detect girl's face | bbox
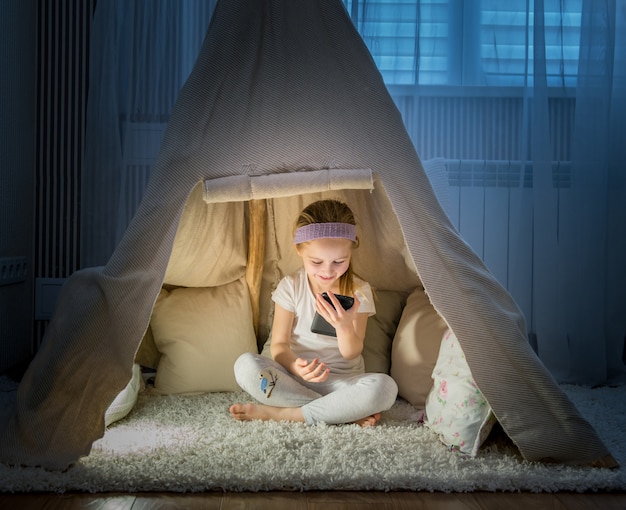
[296,237,353,293]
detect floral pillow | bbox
[424,329,496,456]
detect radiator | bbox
[440,158,570,330]
[34,0,96,346]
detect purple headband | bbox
[294,222,357,244]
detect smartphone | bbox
[310,292,355,337]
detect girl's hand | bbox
[293,357,330,383]
[315,291,360,336]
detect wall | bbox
[0,0,37,373]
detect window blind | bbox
[343,0,582,87]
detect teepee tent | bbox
[0,0,617,470]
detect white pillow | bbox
[425,329,496,456]
[150,278,258,394]
[105,363,143,427]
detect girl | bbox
[229,199,398,427]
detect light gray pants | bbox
[233,352,398,425]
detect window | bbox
[481,0,582,87]
[342,0,582,88]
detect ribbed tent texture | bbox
[0,0,617,470]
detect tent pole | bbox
[246,199,267,341]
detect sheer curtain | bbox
[562,0,626,384]
[81,0,625,385]
[81,0,215,268]
[502,0,624,385]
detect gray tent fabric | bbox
[0,0,617,470]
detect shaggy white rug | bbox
[0,381,624,493]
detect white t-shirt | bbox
[271,267,375,375]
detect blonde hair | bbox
[294,199,359,295]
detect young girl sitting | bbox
[229,199,398,427]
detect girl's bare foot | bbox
[230,405,380,427]
[351,413,381,427]
[229,403,305,423]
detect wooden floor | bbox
[1,490,626,509]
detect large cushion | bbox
[425,329,496,456]
[390,286,448,408]
[362,290,408,373]
[150,278,257,394]
[134,325,161,369]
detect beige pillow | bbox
[134,325,161,369]
[150,278,257,394]
[363,290,408,373]
[390,286,448,408]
